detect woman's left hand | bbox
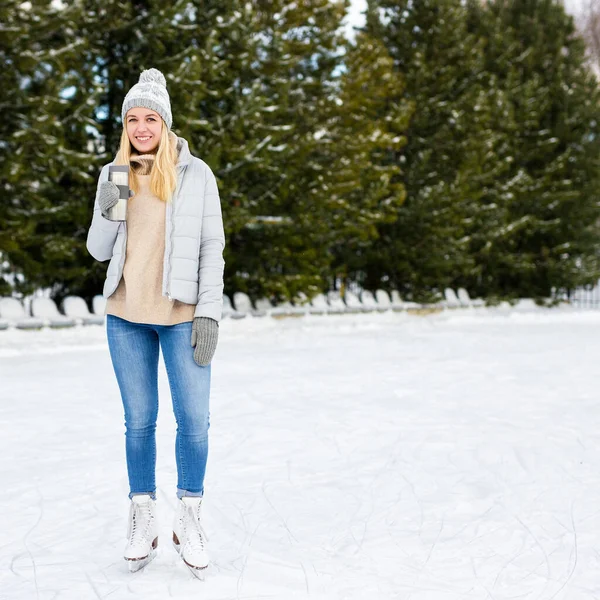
[190,317,219,366]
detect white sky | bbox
[563,0,586,14]
[345,0,586,36]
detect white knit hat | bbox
[121,68,172,130]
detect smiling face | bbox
[125,108,163,153]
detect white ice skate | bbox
[172,496,209,579]
[124,494,158,572]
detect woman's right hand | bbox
[98,181,120,219]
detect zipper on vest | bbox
[118,222,127,287]
[165,200,174,301]
[163,167,184,302]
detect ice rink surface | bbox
[1,306,599,600]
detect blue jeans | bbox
[106,315,210,500]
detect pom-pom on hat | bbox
[121,68,172,130]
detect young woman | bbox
[86,68,225,577]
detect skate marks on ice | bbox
[209,311,600,598]
[1,310,600,597]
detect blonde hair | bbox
[114,120,178,203]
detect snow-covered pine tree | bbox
[81,0,365,303]
[364,0,504,301]
[330,30,411,291]
[0,1,99,300]
[196,0,354,301]
[5,1,350,303]
[469,0,600,298]
[0,0,26,296]
[239,0,413,300]
[163,0,326,301]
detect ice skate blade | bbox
[173,545,208,579]
[125,549,156,573]
[184,562,208,580]
[173,533,208,578]
[125,537,158,573]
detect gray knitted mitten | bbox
[98,180,119,218]
[191,317,219,367]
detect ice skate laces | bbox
[183,502,208,552]
[128,499,153,547]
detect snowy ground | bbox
[1,306,600,600]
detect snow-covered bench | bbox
[92,295,106,316]
[443,288,461,309]
[293,292,312,316]
[222,294,246,319]
[309,293,329,315]
[457,288,485,308]
[274,301,307,317]
[389,290,421,311]
[62,296,105,325]
[0,297,44,329]
[361,290,387,312]
[31,297,77,328]
[375,290,393,311]
[233,292,267,317]
[326,291,347,314]
[344,290,371,313]
[254,297,306,318]
[390,290,405,311]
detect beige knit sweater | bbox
[105,153,196,325]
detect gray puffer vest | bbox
[86,136,225,322]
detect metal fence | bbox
[564,282,600,309]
